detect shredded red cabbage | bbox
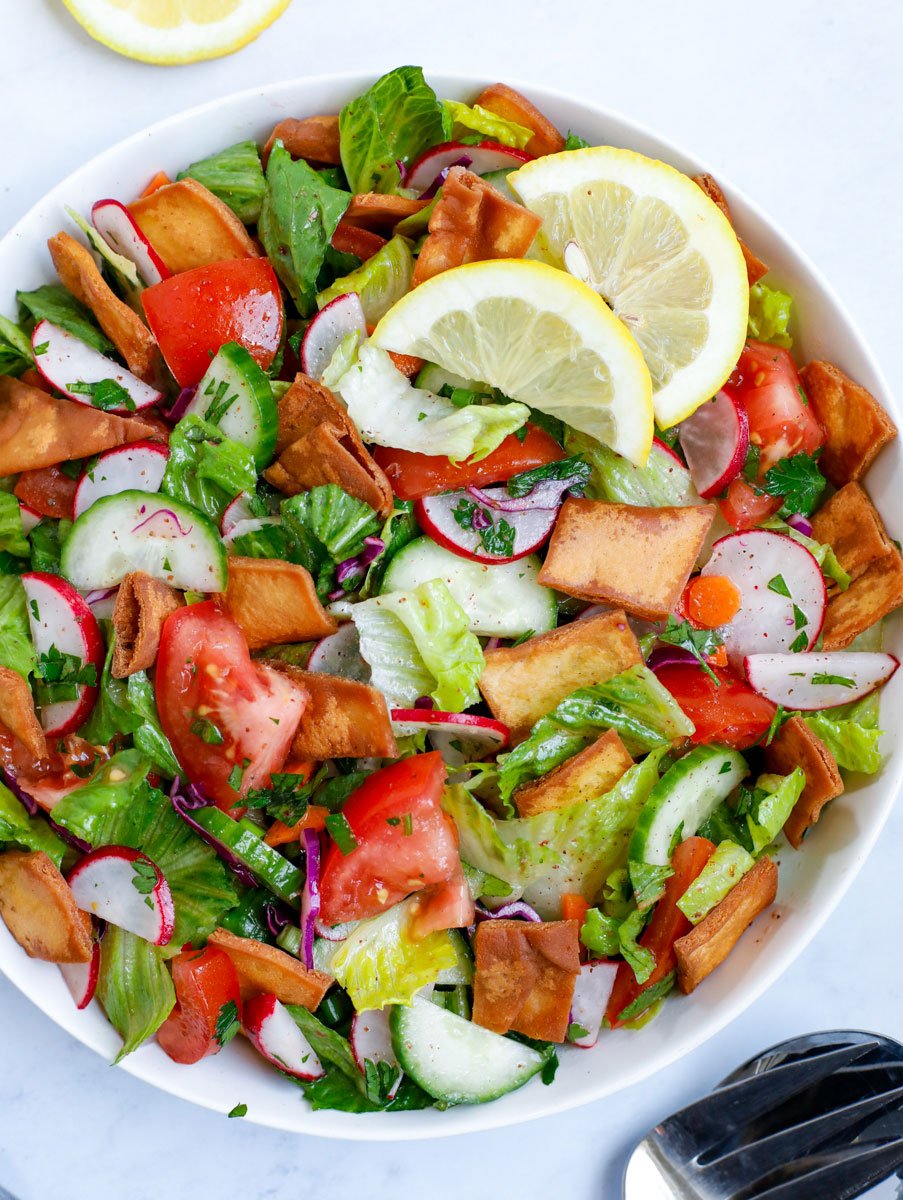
[164,386,196,425]
[335,536,385,586]
[786,512,814,538]
[647,645,698,672]
[474,900,542,923]
[300,829,321,969]
[0,767,38,816]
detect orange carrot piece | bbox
[685,575,742,628]
[561,893,590,925]
[140,170,172,198]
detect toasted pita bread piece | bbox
[0,668,48,760]
[412,167,542,286]
[0,850,93,963]
[800,360,896,485]
[763,716,843,848]
[675,856,777,994]
[111,572,182,678]
[268,664,397,760]
[217,557,337,651]
[478,609,642,741]
[262,115,341,167]
[128,178,257,274]
[539,499,716,621]
[344,194,430,231]
[0,377,155,476]
[473,919,579,1043]
[474,83,565,157]
[513,729,633,817]
[207,928,331,1008]
[47,231,158,381]
[810,482,894,587]
[820,548,903,650]
[692,174,768,285]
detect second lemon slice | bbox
[372,259,653,466]
[509,147,749,430]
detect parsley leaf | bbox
[130,857,158,896]
[811,673,855,688]
[246,767,326,825]
[761,451,826,516]
[767,574,791,598]
[227,1102,247,1119]
[657,616,724,684]
[191,716,224,745]
[506,455,591,499]
[479,518,516,558]
[215,999,241,1047]
[34,645,97,704]
[67,378,136,412]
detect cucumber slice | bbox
[435,929,474,985]
[61,490,227,592]
[481,168,517,202]
[185,341,277,468]
[414,362,490,395]
[390,999,544,1104]
[381,537,556,637]
[629,744,749,868]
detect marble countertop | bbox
[1,2,901,1196]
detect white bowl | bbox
[1,71,900,1140]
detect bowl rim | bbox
[1,67,899,1141]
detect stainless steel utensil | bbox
[625,1030,903,1199]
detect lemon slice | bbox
[372,259,653,466]
[509,147,749,429]
[61,0,290,64]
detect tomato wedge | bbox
[13,466,77,520]
[655,662,777,749]
[157,945,241,1064]
[142,258,284,388]
[729,340,825,473]
[718,477,782,531]
[373,424,563,500]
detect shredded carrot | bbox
[139,170,172,198]
[561,893,590,925]
[685,575,741,628]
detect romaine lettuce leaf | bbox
[0,494,31,561]
[747,282,793,349]
[51,750,150,844]
[280,484,380,598]
[29,518,71,575]
[0,313,33,377]
[804,693,884,774]
[442,784,549,890]
[0,575,36,680]
[565,429,700,507]
[126,671,180,779]
[96,926,175,1061]
[617,907,655,984]
[762,517,850,591]
[361,500,418,598]
[744,769,806,853]
[0,783,68,869]
[442,100,533,149]
[677,840,755,924]
[17,284,114,355]
[161,413,257,525]
[177,140,266,223]
[317,235,413,324]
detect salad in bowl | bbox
[0,65,899,1118]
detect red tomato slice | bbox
[13,466,78,520]
[318,752,460,925]
[142,258,284,388]
[730,341,825,472]
[155,601,305,810]
[0,733,108,811]
[718,478,782,531]
[373,424,563,500]
[655,662,777,750]
[409,873,475,939]
[157,945,241,1064]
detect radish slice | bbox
[242,994,325,1081]
[745,652,899,710]
[18,502,42,535]
[59,934,100,1009]
[299,829,320,971]
[415,488,558,564]
[390,709,509,767]
[569,961,618,1048]
[73,441,169,519]
[21,571,103,736]
[301,293,368,382]
[308,622,369,682]
[221,492,260,536]
[32,320,163,413]
[67,846,174,946]
[92,198,170,286]
[85,586,119,620]
[679,387,750,499]
[702,530,826,667]
[405,140,532,191]
[350,1009,402,1098]
[314,918,356,941]
[222,515,281,551]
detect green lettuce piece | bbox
[127,671,180,779]
[497,665,693,802]
[352,579,483,711]
[259,141,350,314]
[96,926,175,1061]
[280,484,380,598]
[324,895,458,1010]
[442,784,549,890]
[579,906,621,956]
[747,282,793,349]
[564,132,591,150]
[286,1005,406,1108]
[177,140,266,223]
[361,500,418,598]
[0,575,35,679]
[17,284,114,355]
[745,769,806,853]
[0,493,29,562]
[762,517,850,591]
[804,693,884,774]
[51,750,150,844]
[162,413,257,525]
[0,313,33,377]
[339,66,449,195]
[229,520,290,562]
[0,783,68,869]
[565,429,699,507]
[442,100,532,149]
[618,907,655,984]
[677,840,755,924]
[317,236,414,324]
[29,518,71,575]
[332,343,529,463]
[394,194,437,238]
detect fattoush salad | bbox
[0,67,899,1114]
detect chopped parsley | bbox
[215,999,241,1047]
[762,704,788,747]
[811,673,855,688]
[767,574,791,598]
[227,1103,247,1119]
[191,716,225,745]
[34,645,97,704]
[67,377,136,411]
[325,812,358,855]
[505,455,590,499]
[657,616,725,684]
[246,767,326,825]
[761,451,826,516]
[479,518,516,558]
[792,604,808,630]
[130,857,158,897]
[203,378,240,424]
[789,631,809,653]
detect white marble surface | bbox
[1,1,902,1196]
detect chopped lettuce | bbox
[442,100,533,149]
[0,493,29,564]
[339,66,450,195]
[352,579,483,711]
[0,575,35,680]
[0,783,68,869]
[579,906,621,956]
[259,141,350,314]
[51,750,150,845]
[747,282,793,349]
[565,429,699,507]
[762,517,850,591]
[29,518,70,575]
[317,236,413,324]
[361,500,418,598]
[804,693,884,774]
[17,284,115,355]
[96,926,175,1061]
[677,840,755,924]
[442,784,549,890]
[617,907,655,984]
[331,342,529,463]
[177,140,266,223]
[0,313,33,377]
[126,671,180,779]
[280,484,380,598]
[161,413,257,526]
[744,769,806,853]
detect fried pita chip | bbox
[0,377,155,475]
[217,557,337,651]
[47,232,159,381]
[274,372,347,454]
[820,548,903,650]
[764,716,843,848]
[0,667,48,760]
[128,178,258,274]
[14,465,77,520]
[692,173,768,285]
[474,83,565,157]
[810,482,893,586]
[473,919,579,1043]
[332,220,386,262]
[675,856,778,994]
[111,572,183,678]
[387,351,424,379]
[268,665,397,760]
[513,729,633,817]
[412,167,542,286]
[207,927,331,1008]
[344,193,431,230]
[800,360,896,485]
[0,850,93,963]
[262,115,341,167]
[539,498,716,621]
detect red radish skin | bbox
[18,503,42,534]
[92,198,170,286]
[350,1009,402,1098]
[390,709,509,751]
[220,492,259,536]
[221,516,281,551]
[73,441,169,519]
[242,993,325,1081]
[59,936,100,1009]
[570,960,618,1048]
[405,141,532,191]
[21,571,104,736]
[67,846,175,946]
[32,320,163,413]
[301,293,367,381]
[679,387,750,499]
[415,488,557,564]
[744,652,899,710]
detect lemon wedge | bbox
[509,147,749,429]
[61,0,290,64]
[372,259,653,466]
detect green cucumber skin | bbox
[413,362,489,394]
[189,341,278,469]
